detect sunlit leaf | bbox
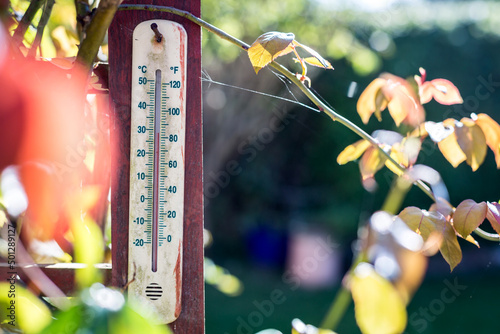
[465,234,480,248]
[351,263,407,334]
[72,217,104,288]
[337,139,371,165]
[398,207,446,240]
[294,42,333,69]
[0,208,7,229]
[453,199,487,238]
[486,202,500,234]
[424,121,454,143]
[248,32,295,74]
[475,113,500,168]
[438,119,467,168]
[398,206,461,271]
[359,147,386,180]
[357,78,387,124]
[419,79,463,105]
[0,283,51,333]
[386,89,409,127]
[455,118,487,171]
[381,73,425,127]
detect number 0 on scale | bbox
[128,20,187,324]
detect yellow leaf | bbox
[385,149,404,176]
[337,139,371,165]
[452,199,487,238]
[0,283,52,333]
[455,118,487,171]
[72,217,104,288]
[300,57,334,69]
[351,263,407,334]
[248,32,295,74]
[386,90,409,127]
[475,113,500,168]
[438,119,466,168]
[294,41,334,70]
[398,207,446,240]
[359,147,387,180]
[357,78,387,124]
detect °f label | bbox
[128,19,186,324]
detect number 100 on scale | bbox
[128,20,187,324]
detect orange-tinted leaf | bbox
[486,202,500,235]
[419,79,463,105]
[438,119,467,168]
[359,146,386,180]
[381,73,424,127]
[337,139,371,165]
[248,32,295,74]
[453,199,487,238]
[386,90,409,127]
[455,118,487,171]
[357,78,387,124]
[294,42,334,69]
[475,113,500,168]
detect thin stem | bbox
[116,6,497,241]
[320,284,351,330]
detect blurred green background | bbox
[201,1,500,333]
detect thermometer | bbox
[128,19,186,324]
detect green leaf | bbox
[0,283,52,334]
[248,32,295,73]
[453,199,487,238]
[351,263,407,334]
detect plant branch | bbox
[117,5,497,244]
[76,0,123,71]
[12,0,46,49]
[27,0,54,58]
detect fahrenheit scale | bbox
[128,20,187,324]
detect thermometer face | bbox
[128,19,186,324]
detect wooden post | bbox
[108,1,204,333]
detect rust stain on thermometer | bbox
[128,19,187,324]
